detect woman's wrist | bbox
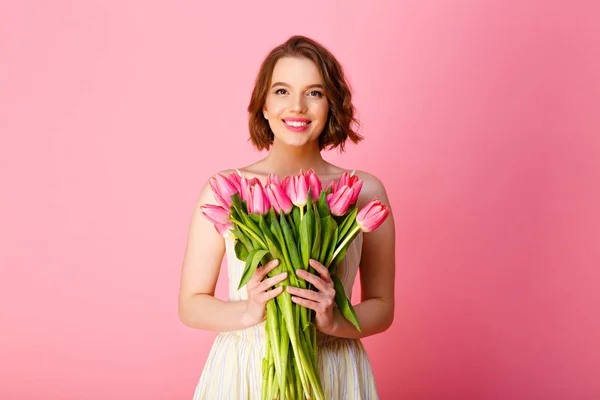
[317,308,341,336]
[239,300,263,329]
[239,300,253,328]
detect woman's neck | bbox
[254,142,333,177]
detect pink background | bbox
[1,1,599,399]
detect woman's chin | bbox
[273,136,317,149]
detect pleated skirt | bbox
[193,321,379,400]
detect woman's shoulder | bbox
[201,168,243,184]
[351,169,390,206]
[352,169,386,192]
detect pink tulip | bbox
[215,221,234,238]
[348,179,363,204]
[285,174,309,207]
[209,174,238,209]
[228,172,242,193]
[247,182,270,215]
[326,172,363,206]
[329,172,360,193]
[240,177,261,203]
[356,198,390,232]
[327,185,354,216]
[200,204,230,225]
[200,204,233,238]
[305,169,322,201]
[266,173,281,186]
[266,183,293,214]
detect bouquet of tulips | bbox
[201,169,389,400]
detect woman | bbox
[178,35,396,399]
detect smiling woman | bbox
[261,57,330,148]
[178,35,396,400]
[247,36,363,154]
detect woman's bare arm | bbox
[178,171,257,331]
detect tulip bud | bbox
[305,169,322,201]
[209,174,238,209]
[215,221,234,238]
[266,173,281,186]
[356,198,390,232]
[227,172,242,193]
[200,204,233,238]
[247,183,270,215]
[286,174,309,207]
[327,185,354,216]
[199,204,230,225]
[266,183,294,215]
[240,177,261,203]
[349,179,363,205]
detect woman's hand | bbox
[287,259,337,334]
[241,259,287,327]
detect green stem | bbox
[230,218,267,248]
[279,292,324,400]
[328,225,361,268]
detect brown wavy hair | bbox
[247,35,363,152]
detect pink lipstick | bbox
[283,118,311,133]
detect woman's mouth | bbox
[283,119,311,132]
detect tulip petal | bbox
[356,198,390,232]
[200,204,230,225]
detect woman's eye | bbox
[275,88,287,95]
[308,90,323,98]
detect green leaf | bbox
[238,249,270,290]
[299,207,313,268]
[292,207,301,231]
[331,247,348,269]
[319,216,337,263]
[234,240,249,261]
[324,224,339,268]
[280,213,305,289]
[286,213,298,242]
[332,275,361,332]
[271,211,300,288]
[336,208,358,245]
[230,205,266,249]
[231,226,254,251]
[231,193,244,213]
[310,203,321,263]
[248,213,262,225]
[239,212,263,239]
[317,191,330,218]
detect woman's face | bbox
[263,57,329,149]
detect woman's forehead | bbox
[271,57,323,86]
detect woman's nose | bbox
[289,94,307,113]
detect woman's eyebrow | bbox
[270,82,324,89]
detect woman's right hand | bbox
[241,259,287,327]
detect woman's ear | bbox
[263,107,269,120]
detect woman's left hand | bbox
[287,259,337,334]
